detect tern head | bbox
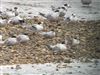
[64,3,71,8]
[54,10,59,12]
[19,20,25,24]
[61,7,66,10]
[72,14,76,17]
[64,4,68,6]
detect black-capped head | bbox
[32,25,36,30]
[8,31,16,38]
[66,17,70,21]
[14,7,18,9]
[22,32,28,35]
[51,29,54,31]
[19,20,25,24]
[14,7,18,10]
[64,4,68,6]
[72,14,76,17]
[74,37,77,39]
[61,41,65,44]
[11,35,17,38]
[55,10,59,12]
[57,7,61,9]
[38,22,42,24]
[61,7,66,10]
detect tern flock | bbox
[0,3,80,52]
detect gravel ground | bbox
[0,18,100,65]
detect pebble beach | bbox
[0,0,100,75]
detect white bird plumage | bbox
[0,19,7,26]
[22,22,44,32]
[32,24,44,31]
[51,3,70,12]
[39,31,56,38]
[58,8,67,17]
[6,11,15,18]
[72,38,80,45]
[40,4,70,22]
[47,43,67,52]
[47,39,69,52]
[16,34,30,43]
[0,11,8,19]
[8,16,24,25]
[39,11,59,22]
[4,38,18,46]
[64,14,79,21]
[47,36,80,52]
[0,35,5,45]
[0,7,18,19]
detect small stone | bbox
[0,54,2,57]
[56,68,59,71]
[11,50,17,53]
[68,72,73,74]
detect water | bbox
[0,0,100,20]
[0,60,100,75]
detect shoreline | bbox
[0,59,100,75]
